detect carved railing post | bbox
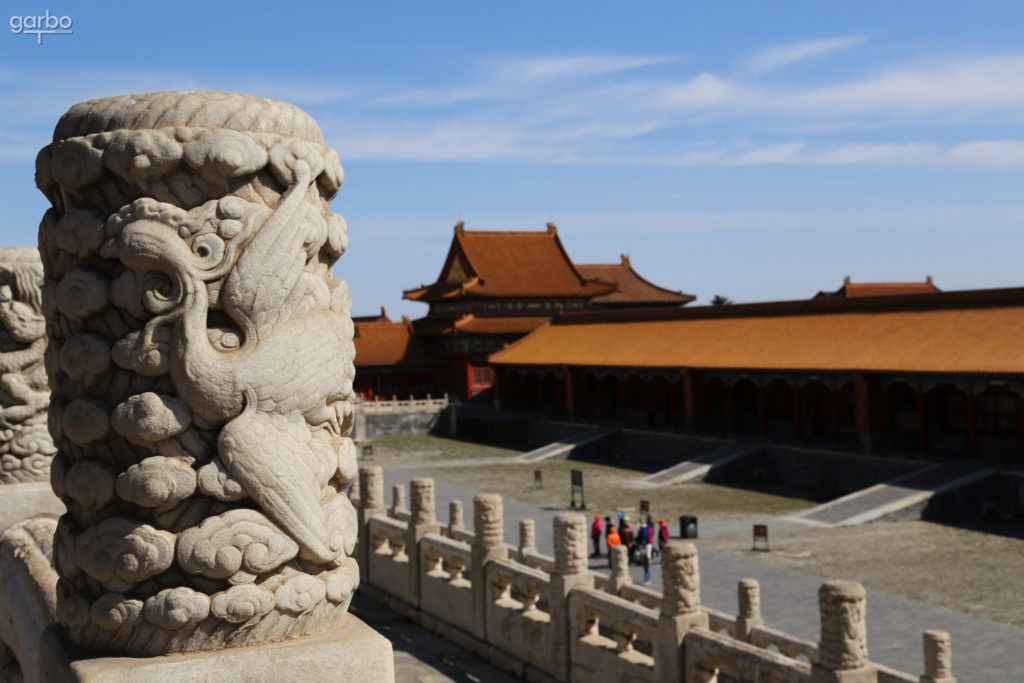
[551,512,592,682]
[406,478,439,607]
[812,581,875,682]
[736,578,763,642]
[921,630,955,683]
[391,484,407,518]
[659,542,708,683]
[357,466,386,582]
[470,494,506,640]
[447,499,464,538]
[517,518,537,562]
[0,248,64,528]
[606,544,632,595]
[37,91,360,656]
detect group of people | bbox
[590,512,670,584]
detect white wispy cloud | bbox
[494,54,676,82]
[745,35,866,75]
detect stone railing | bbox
[356,395,449,414]
[350,469,958,683]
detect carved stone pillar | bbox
[470,493,506,640]
[517,518,537,562]
[551,512,593,682]
[391,484,407,518]
[0,249,65,528]
[656,541,708,683]
[606,544,632,595]
[921,630,955,683]
[447,499,464,538]
[736,578,764,642]
[812,581,875,682]
[356,466,385,583]
[37,91,361,657]
[404,478,439,607]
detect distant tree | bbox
[710,294,734,306]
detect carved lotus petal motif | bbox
[65,459,116,508]
[196,459,246,502]
[75,516,175,591]
[91,593,143,630]
[176,509,299,582]
[143,587,210,630]
[183,129,268,180]
[111,392,191,443]
[55,269,108,319]
[50,137,105,189]
[59,333,111,386]
[63,398,110,445]
[103,130,182,182]
[210,584,275,624]
[116,456,197,508]
[274,574,326,615]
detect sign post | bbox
[570,469,586,509]
[361,444,374,461]
[534,469,543,489]
[752,524,770,551]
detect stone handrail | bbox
[355,474,957,683]
[686,628,811,683]
[356,395,449,415]
[568,587,659,681]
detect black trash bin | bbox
[679,515,698,539]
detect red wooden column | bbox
[668,376,678,430]
[792,380,802,439]
[519,371,526,411]
[642,377,651,428]
[597,375,605,422]
[537,372,545,414]
[853,373,873,452]
[880,382,890,450]
[619,376,626,423]
[564,367,574,419]
[831,379,840,443]
[757,379,766,436]
[726,379,735,433]
[682,369,695,432]
[966,385,978,459]
[917,383,927,453]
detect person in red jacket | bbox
[590,515,603,557]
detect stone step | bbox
[640,441,764,486]
[516,427,619,462]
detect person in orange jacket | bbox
[606,524,621,567]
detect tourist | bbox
[590,515,603,557]
[621,516,635,561]
[606,523,621,566]
[657,518,669,553]
[641,538,653,584]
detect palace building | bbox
[489,286,1024,466]
[391,222,693,399]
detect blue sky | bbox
[2,1,1023,317]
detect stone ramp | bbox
[640,441,763,485]
[796,460,997,526]
[516,427,618,462]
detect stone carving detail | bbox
[923,630,954,681]
[473,494,503,548]
[553,513,587,575]
[37,91,358,655]
[410,478,435,526]
[0,248,55,482]
[662,541,701,616]
[817,580,868,671]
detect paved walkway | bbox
[377,465,1024,682]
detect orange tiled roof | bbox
[576,255,695,305]
[352,306,392,323]
[815,276,941,299]
[354,320,440,368]
[404,223,615,302]
[454,315,551,335]
[491,289,1024,375]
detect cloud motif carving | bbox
[210,584,275,624]
[74,516,175,591]
[274,574,326,615]
[176,509,299,583]
[90,593,143,631]
[116,456,197,508]
[143,587,210,630]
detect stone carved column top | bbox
[553,513,587,576]
[817,580,868,671]
[409,478,435,527]
[661,541,700,616]
[472,494,502,549]
[38,91,357,657]
[359,466,384,509]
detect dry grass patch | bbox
[357,435,523,464]
[404,458,818,522]
[697,521,1024,628]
